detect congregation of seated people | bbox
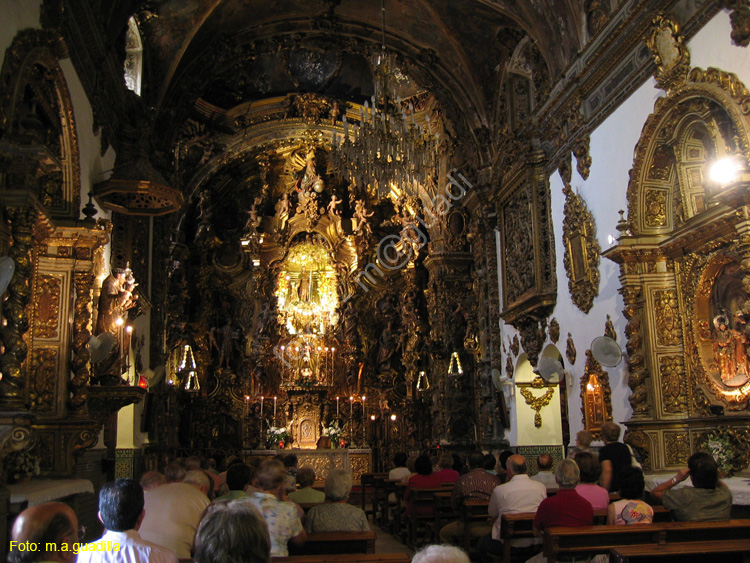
[6,438,737,563]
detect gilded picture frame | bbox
[562,184,600,313]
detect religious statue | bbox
[275,193,290,232]
[295,150,323,196]
[376,321,399,372]
[194,190,213,241]
[297,271,312,302]
[244,198,261,232]
[353,199,374,237]
[327,194,342,216]
[713,314,735,382]
[95,267,138,335]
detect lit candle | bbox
[260,396,264,418]
[336,396,340,417]
[273,396,277,419]
[349,396,354,416]
[362,395,366,418]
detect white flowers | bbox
[322,422,343,440]
[267,426,290,441]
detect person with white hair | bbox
[412,544,470,563]
[305,468,370,532]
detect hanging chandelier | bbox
[330,1,438,200]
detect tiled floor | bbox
[371,516,414,556]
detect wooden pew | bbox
[609,539,750,562]
[273,554,411,563]
[430,491,458,545]
[461,500,490,555]
[360,472,388,517]
[405,486,454,548]
[498,506,670,563]
[287,530,376,556]
[299,502,323,514]
[543,519,750,563]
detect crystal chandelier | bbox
[330,1,438,200]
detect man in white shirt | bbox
[476,454,547,562]
[139,470,210,559]
[76,479,177,563]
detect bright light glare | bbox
[710,157,741,185]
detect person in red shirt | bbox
[528,459,594,562]
[404,455,443,516]
[433,452,460,483]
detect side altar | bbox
[245,448,372,480]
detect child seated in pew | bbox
[590,467,654,563]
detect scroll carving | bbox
[722,1,750,48]
[503,188,536,304]
[664,431,690,465]
[562,184,600,313]
[654,290,680,346]
[623,288,651,417]
[29,348,57,413]
[519,376,555,428]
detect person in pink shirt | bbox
[573,451,610,510]
[404,455,443,516]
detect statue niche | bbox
[695,258,750,404]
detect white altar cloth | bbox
[8,478,94,506]
[645,473,750,506]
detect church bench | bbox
[460,500,490,554]
[609,538,750,562]
[273,553,411,563]
[499,506,670,563]
[405,486,455,548]
[543,519,750,563]
[287,530,377,555]
[359,472,388,516]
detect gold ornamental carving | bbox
[33,275,61,338]
[519,376,555,428]
[664,431,690,466]
[548,318,560,344]
[658,355,688,413]
[646,14,691,93]
[562,184,600,314]
[644,189,667,227]
[502,187,536,305]
[580,350,612,432]
[654,290,680,346]
[29,348,58,413]
[722,1,750,47]
[566,332,577,365]
[510,335,519,357]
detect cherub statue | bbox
[353,199,374,237]
[327,194,342,216]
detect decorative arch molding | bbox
[0,29,81,219]
[605,63,750,472]
[626,68,750,236]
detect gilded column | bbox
[69,271,94,415]
[0,207,37,408]
[622,285,650,418]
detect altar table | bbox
[244,448,372,480]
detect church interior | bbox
[3,0,750,551]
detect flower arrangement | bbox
[4,450,40,484]
[267,426,291,447]
[707,433,734,475]
[322,422,344,445]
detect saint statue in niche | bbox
[708,261,750,387]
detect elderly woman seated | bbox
[288,466,325,504]
[304,469,370,532]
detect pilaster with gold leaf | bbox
[0,203,39,408]
[70,272,95,414]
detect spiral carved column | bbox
[0,206,37,408]
[69,271,94,415]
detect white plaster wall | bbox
[0,0,41,65]
[501,9,750,448]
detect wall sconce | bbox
[416,370,430,391]
[447,351,463,376]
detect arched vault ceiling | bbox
[139,0,581,129]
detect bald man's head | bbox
[537,454,553,471]
[506,455,527,477]
[10,502,78,563]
